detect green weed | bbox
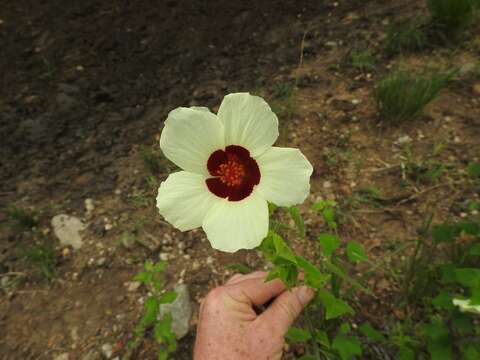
[23,244,56,280]
[130,260,177,359]
[385,21,428,55]
[350,49,376,72]
[5,206,38,231]
[140,145,166,175]
[374,68,456,122]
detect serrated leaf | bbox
[332,335,362,360]
[272,233,297,264]
[296,256,330,289]
[346,241,368,263]
[159,291,177,304]
[288,206,305,238]
[318,233,340,257]
[359,323,386,342]
[318,291,354,320]
[286,327,312,342]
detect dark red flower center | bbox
[206,145,260,202]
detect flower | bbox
[453,298,480,315]
[156,92,313,252]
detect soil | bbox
[1,0,479,359]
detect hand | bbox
[194,271,315,360]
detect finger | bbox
[226,275,287,306]
[257,286,314,335]
[226,271,267,285]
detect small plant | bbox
[374,68,456,122]
[140,145,166,175]
[5,206,38,231]
[130,260,177,360]
[427,0,477,38]
[385,21,427,55]
[350,49,376,72]
[23,244,56,280]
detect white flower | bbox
[453,298,480,315]
[156,92,313,252]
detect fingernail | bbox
[297,286,314,305]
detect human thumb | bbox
[259,286,315,334]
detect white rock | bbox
[158,284,192,339]
[54,354,69,360]
[159,253,170,261]
[395,135,412,145]
[51,215,86,250]
[126,281,141,292]
[206,256,214,265]
[101,343,113,359]
[323,181,332,189]
[84,198,95,215]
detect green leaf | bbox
[396,345,415,360]
[432,291,454,311]
[332,335,362,360]
[266,264,299,289]
[272,233,297,264]
[322,207,337,229]
[440,264,456,284]
[297,356,317,360]
[288,206,305,238]
[467,162,480,178]
[153,261,167,273]
[463,344,480,360]
[268,202,278,215]
[286,327,312,342]
[432,224,458,244]
[423,321,453,360]
[318,291,354,320]
[134,271,152,284]
[296,256,330,289]
[469,244,480,256]
[159,291,177,304]
[141,296,159,327]
[455,268,480,288]
[359,323,386,342]
[318,233,340,257]
[339,322,351,334]
[346,241,368,263]
[315,330,330,348]
[157,351,168,360]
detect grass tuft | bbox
[374,68,456,122]
[5,206,38,231]
[24,244,57,280]
[385,21,428,55]
[350,49,376,72]
[427,0,477,38]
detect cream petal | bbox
[217,93,279,157]
[156,171,219,231]
[160,107,224,175]
[202,192,268,252]
[255,147,313,207]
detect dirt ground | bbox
[1,0,479,359]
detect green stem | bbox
[305,306,322,360]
